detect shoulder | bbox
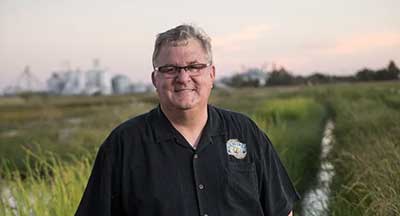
[209,105,259,132]
[114,110,151,134]
[101,107,157,148]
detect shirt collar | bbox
[150,104,225,143]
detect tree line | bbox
[221,60,400,87]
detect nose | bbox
[175,68,191,83]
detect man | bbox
[75,24,300,216]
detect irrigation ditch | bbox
[301,120,335,216]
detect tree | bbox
[373,60,400,80]
[223,67,268,87]
[267,67,294,86]
[387,60,400,79]
[356,68,376,81]
[307,73,331,84]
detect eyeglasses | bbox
[154,63,211,78]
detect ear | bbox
[210,65,216,81]
[151,71,157,88]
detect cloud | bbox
[320,32,400,55]
[213,24,271,51]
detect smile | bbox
[174,89,195,92]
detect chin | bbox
[172,99,204,110]
[170,97,194,108]
[173,103,196,110]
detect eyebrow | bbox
[159,64,176,67]
[160,61,201,67]
[187,60,200,65]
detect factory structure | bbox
[2,66,45,95]
[47,59,114,95]
[2,59,153,96]
[110,75,149,94]
[48,59,153,95]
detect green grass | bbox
[1,81,399,215]
[0,147,94,216]
[1,87,327,215]
[254,97,327,193]
[0,94,155,172]
[324,83,400,216]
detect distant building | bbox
[112,75,131,94]
[45,59,159,95]
[223,67,269,87]
[130,82,149,93]
[47,68,85,95]
[84,59,112,95]
[47,73,65,94]
[241,68,268,86]
[63,69,85,95]
[4,66,45,95]
[47,59,112,95]
[111,75,155,94]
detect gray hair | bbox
[152,24,213,68]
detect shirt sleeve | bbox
[258,131,301,216]
[75,132,123,216]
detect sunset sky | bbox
[1,0,399,90]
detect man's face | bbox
[152,38,215,111]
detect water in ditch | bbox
[301,120,335,216]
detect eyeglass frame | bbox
[154,63,212,78]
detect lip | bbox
[174,89,195,92]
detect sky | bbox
[1,0,399,90]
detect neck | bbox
[161,104,208,148]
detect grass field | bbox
[325,83,400,215]
[1,81,399,215]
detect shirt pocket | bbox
[226,161,259,198]
[221,161,264,216]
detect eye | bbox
[158,66,176,73]
[187,63,207,71]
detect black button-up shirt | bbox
[75,105,300,216]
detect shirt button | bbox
[199,184,205,190]
[194,154,198,159]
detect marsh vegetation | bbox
[1,81,399,215]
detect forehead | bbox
[156,39,208,65]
